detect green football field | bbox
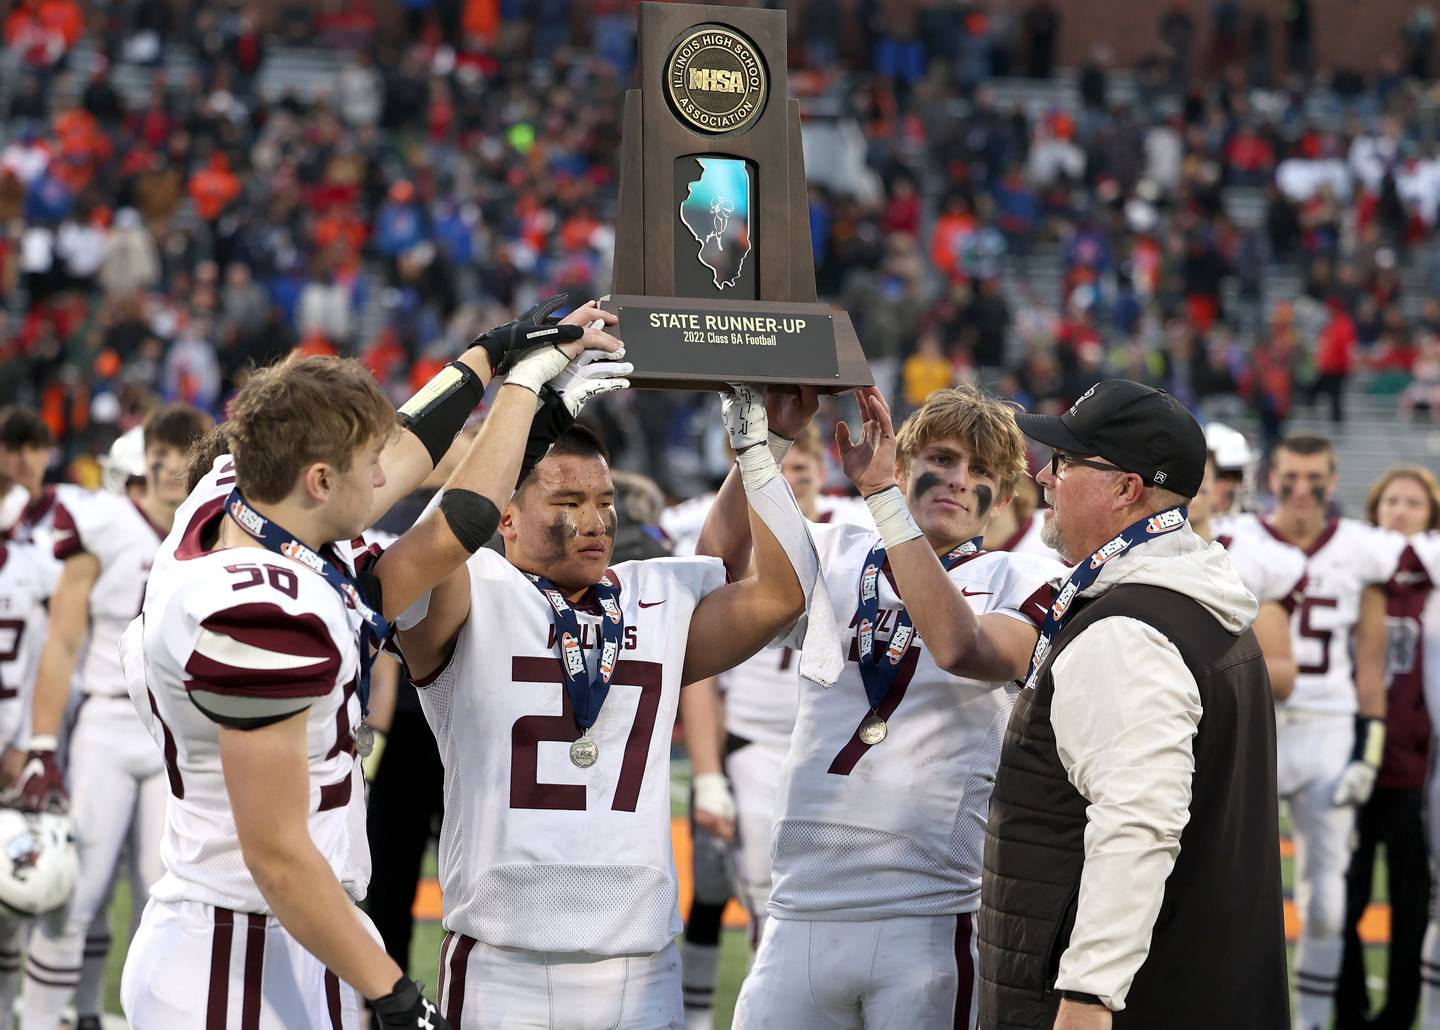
[92,764,1415,1028]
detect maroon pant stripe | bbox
[241,913,265,1030]
[207,908,235,1030]
[446,934,478,1026]
[325,969,342,1028]
[953,912,975,1030]
[437,932,454,1003]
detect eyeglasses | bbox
[1049,451,1126,478]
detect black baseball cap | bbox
[1015,380,1207,497]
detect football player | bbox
[728,385,1064,1030]
[118,301,624,1028]
[15,403,211,1030]
[1189,450,1303,699]
[0,466,60,1016]
[390,385,816,1028]
[1222,435,1405,1030]
[0,408,95,559]
[680,417,872,1029]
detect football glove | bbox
[1332,716,1385,806]
[14,737,67,814]
[475,294,583,375]
[548,346,633,419]
[371,976,450,1030]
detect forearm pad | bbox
[438,489,501,553]
[398,361,485,466]
[1351,715,1386,768]
[517,386,575,484]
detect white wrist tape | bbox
[27,735,57,753]
[692,772,735,820]
[865,486,924,549]
[736,443,779,492]
[767,431,793,465]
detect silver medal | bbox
[858,713,887,746]
[356,723,375,758]
[570,734,599,768]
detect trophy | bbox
[605,2,872,392]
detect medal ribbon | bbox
[225,489,390,714]
[855,537,982,711]
[526,573,626,734]
[1023,506,1188,690]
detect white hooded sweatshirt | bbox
[1047,522,1259,1011]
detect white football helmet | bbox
[1204,422,1254,473]
[101,425,147,494]
[0,809,79,916]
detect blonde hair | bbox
[225,353,396,503]
[1366,465,1440,531]
[791,422,825,460]
[894,384,1028,500]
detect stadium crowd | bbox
[3,0,1440,497]
[0,2,1439,1030]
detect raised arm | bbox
[837,388,1037,682]
[695,388,817,577]
[366,296,619,526]
[683,387,806,685]
[373,302,627,621]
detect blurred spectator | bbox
[1311,298,1357,423]
[1021,0,1059,79]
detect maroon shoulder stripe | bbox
[325,969,343,1028]
[241,913,265,1030]
[185,604,341,699]
[1018,583,1056,628]
[207,907,235,1030]
[51,504,84,560]
[953,913,975,1029]
[446,934,478,1026]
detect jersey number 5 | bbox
[510,656,662,812]
[1297,597,1337,676]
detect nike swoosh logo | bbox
[961,589,992,597]
[638,600,665,608]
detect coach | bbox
[978,380,1289,1030]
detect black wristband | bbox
[1060,991,1107,1007]
[516,386,576,485]
[397,361,485,466]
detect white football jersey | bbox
[53,492,166,696]
[412,549,725,956]
[720,507,871,749]
[769,523,1061,920]
[124,455,372,913]
[1212,524,1307,609]
[0,540,58,746]
[1225,514,1405,714]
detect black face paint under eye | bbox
[150,461,164,482]
[1310,485,1326,505]
[912,471,945,500]
[1279,482,1294,502]
[540,514,576,561]
[601,507,617,538]
[974,484,993,517]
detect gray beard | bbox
[1039,509,1071,562]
